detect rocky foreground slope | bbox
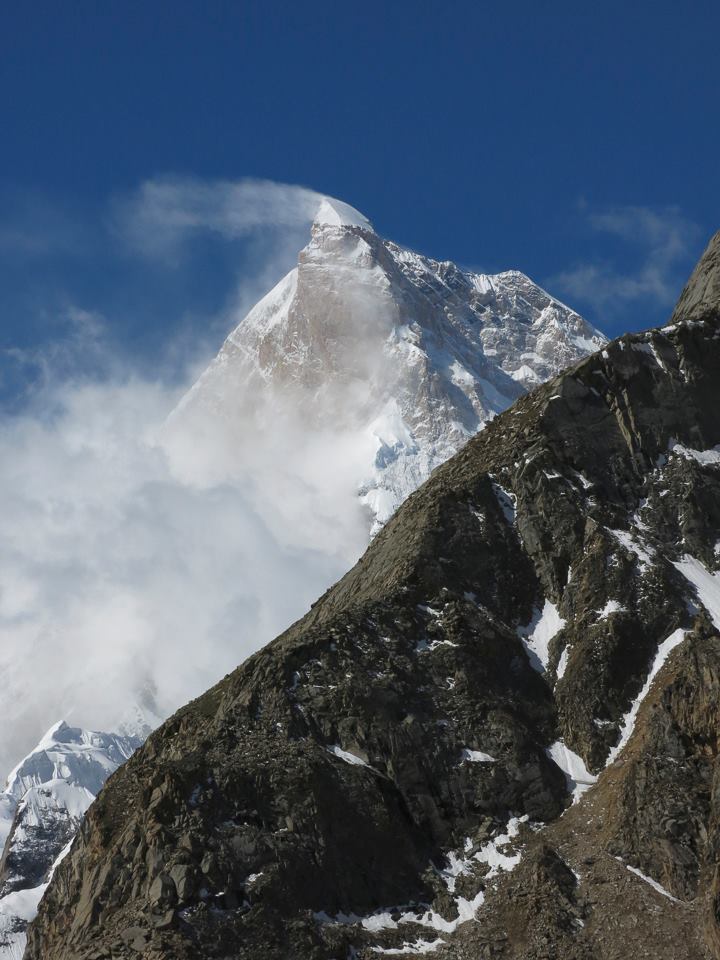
[27,232,720,959]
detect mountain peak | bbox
[168,211,604,532]
[312,196,374,231]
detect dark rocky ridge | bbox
[27,232,720,959]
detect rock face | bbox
[0,723,139,960]
[27,232,720,959]
[166,197,605,530]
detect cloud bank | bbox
[0,333,372,775]
[0,177,373,775]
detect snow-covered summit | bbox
[313,196,373,231]
[168,198,606,532]
[3,720,137,802]
[0,721,140,959]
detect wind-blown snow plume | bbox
[114,175,325,263]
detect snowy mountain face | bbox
[167,198,605,531]
[0,722,139,959]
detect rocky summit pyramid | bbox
[28,232,720,960]
[166,197,605,531]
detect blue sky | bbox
[1,0,719,400]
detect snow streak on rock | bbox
[615,858,681,904]
[606,629,687,765]
[673,556,720,630]
[546,741,597,803]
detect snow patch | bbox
[490,481,516,525]
[327,745,369,767]
[417,604,442,618]
[315,818,527,939]
[460,749,496,763]
[372,939,445,955]
[673,555,720,629]
[609,529,655,572]
[546,741,597,803]
[631,340,667,370]
[509,364,540,383]
[669,440,720,466]
[596,600,625,620]
[615,858,680,903]
[414,637,459,653]
[556,645,571,681]
[518,601,566,673]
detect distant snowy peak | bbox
[169,197,606,530]
[3,721,137,800]
[0,721,140,959]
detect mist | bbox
[0,177,379,775]
[0,361,378,775]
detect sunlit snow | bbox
[673,555,720,629]
[669,440,720,466]
[327,745,369,767]
[546,740,597,803]
[518,601,566,673]
[615,857,681,903]
[460,749,496,763]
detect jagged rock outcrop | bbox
[672,230,720,324]
[27,233,720,959]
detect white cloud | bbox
[113,175,325,262]
[551,204,701,320]
[0,176,379,775]
[0,350,372,774]
[108,175,336,382]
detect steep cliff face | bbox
[27,232,720,959]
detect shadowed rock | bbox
[26,231,720,960]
